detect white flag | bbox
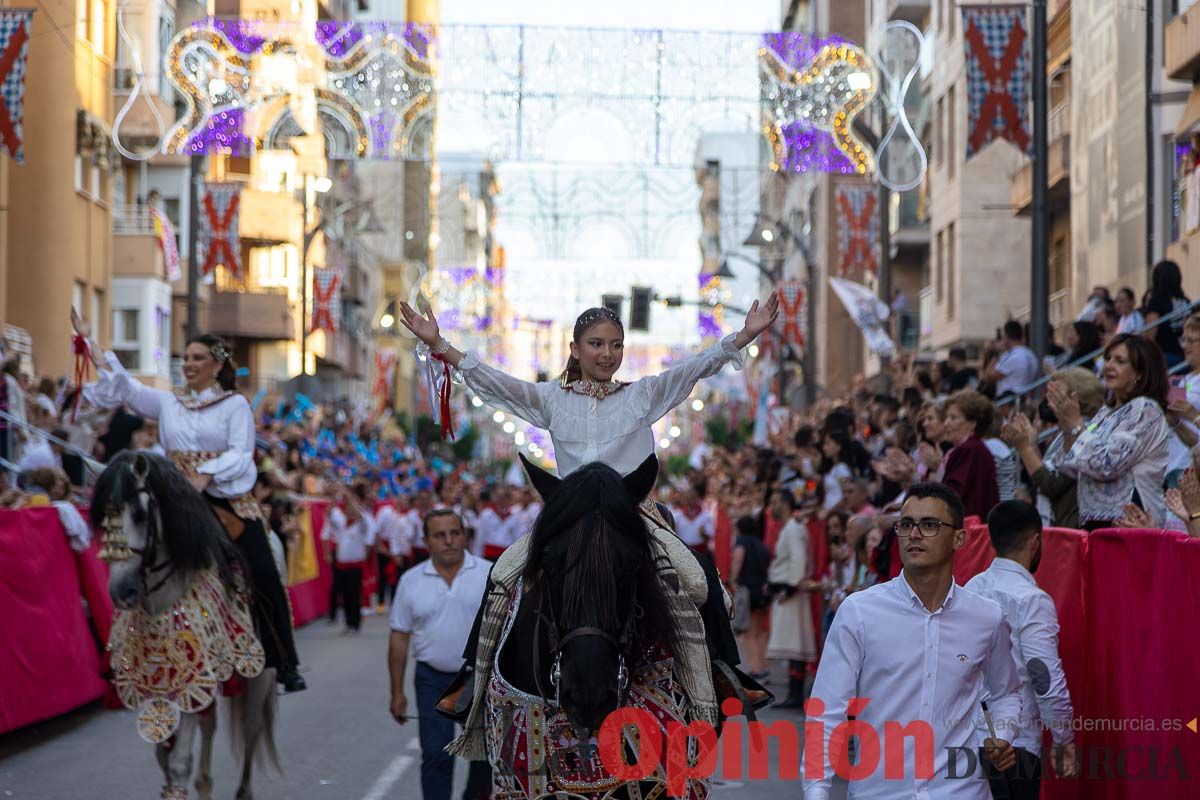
[829,277,897,359]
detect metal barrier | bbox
[0,409,105,480]
[997,299,1200,409]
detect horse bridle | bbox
[531,587,640,710]
[99,457,177,597]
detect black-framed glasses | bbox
[894,517,957,538]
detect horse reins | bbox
[531,585,638,709]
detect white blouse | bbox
[83,351,257,498]
[460,334,747,476]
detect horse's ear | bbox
[622,454,658,504]
[519,453,560,501]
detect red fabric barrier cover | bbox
[952,524,996,585]
[0,508,108,734]
[287,501,334,627]
[1077,530,1200,799]
[74,540,114,646]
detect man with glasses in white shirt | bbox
[966,500,1077,799]
[804,482,1023,800]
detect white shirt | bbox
[17,438,59,472]
[994,345,1041,396]
[84,352,256,498]
[460,334,746,476]
[321,506,377,564]
[51,500,90,552]
[375,504,413,558]
[965,559,1074,755]
[804,573,1023,800]
[1117,309,1145,335]
[476,507,509,548]
[390,552,491,672]
[822,462,852,511]
[670,507,714,547]
[1167,372,1200,473]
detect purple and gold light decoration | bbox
[760,32,877,176]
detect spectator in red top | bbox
[941,390,1000,519]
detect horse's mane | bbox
[522,463,678,657]
[91,451,246,591]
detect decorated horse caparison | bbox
[95,452,279,800]
[441,455,770,800]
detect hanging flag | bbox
[198,182,241,276]
[0,10,32,164]
[776,280,807,347]
[373,349,398,407]
[311,268,341,333]
[829,277,897,359]
[962,6,1032,158]
[751,358,774,447]
[835,182,878,277]
[149,207,181,281]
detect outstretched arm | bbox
[638,293,779,424]
[73,308,171,419]
[397,301,549,428]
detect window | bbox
[947,88,957,179]
[947,223,956,320]
[158,6,175,100]
[90,163,101,202]
[91,290,104,342]
[935,229,944,303]
[113,307,140,371]
[935,98,943,167]
[114,308,139,341]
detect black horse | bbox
[500,455,679,735]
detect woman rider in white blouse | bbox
[397,295,779,479]
[73,311,306,693]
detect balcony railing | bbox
[113,205,156,235]
[1048,100,1071,141]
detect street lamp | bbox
[297,173,332,386]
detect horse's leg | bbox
[164,713,199,798]
[235,672,276,800]
[194,707,216,800]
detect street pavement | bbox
[0,613,839,799]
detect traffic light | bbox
[602,294,624,321]
[630,286,652,332]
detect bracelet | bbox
[431,337,451,357]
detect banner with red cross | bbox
[776,280,806,347]
[149,207,181,281]
[373,349,397,407]
[962,6,1031,158]
[198,183,241,276]
[835,183,878,277]
[311,268,341,334]
[0,10,33,164]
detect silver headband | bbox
[210,343,230,363]
[574,308,623,337]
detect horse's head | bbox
[521,455,676,735]
[92,451,240,612]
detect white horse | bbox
[95,452,279,800]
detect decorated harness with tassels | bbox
[485,579,709,800]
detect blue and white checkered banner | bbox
[962,5,1031,158]
[0,10,34,164]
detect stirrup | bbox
[160,785,189,800]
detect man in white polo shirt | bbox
[389,508,491,800]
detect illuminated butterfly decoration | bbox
[760,35,878,176]
[160,19,434,159]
